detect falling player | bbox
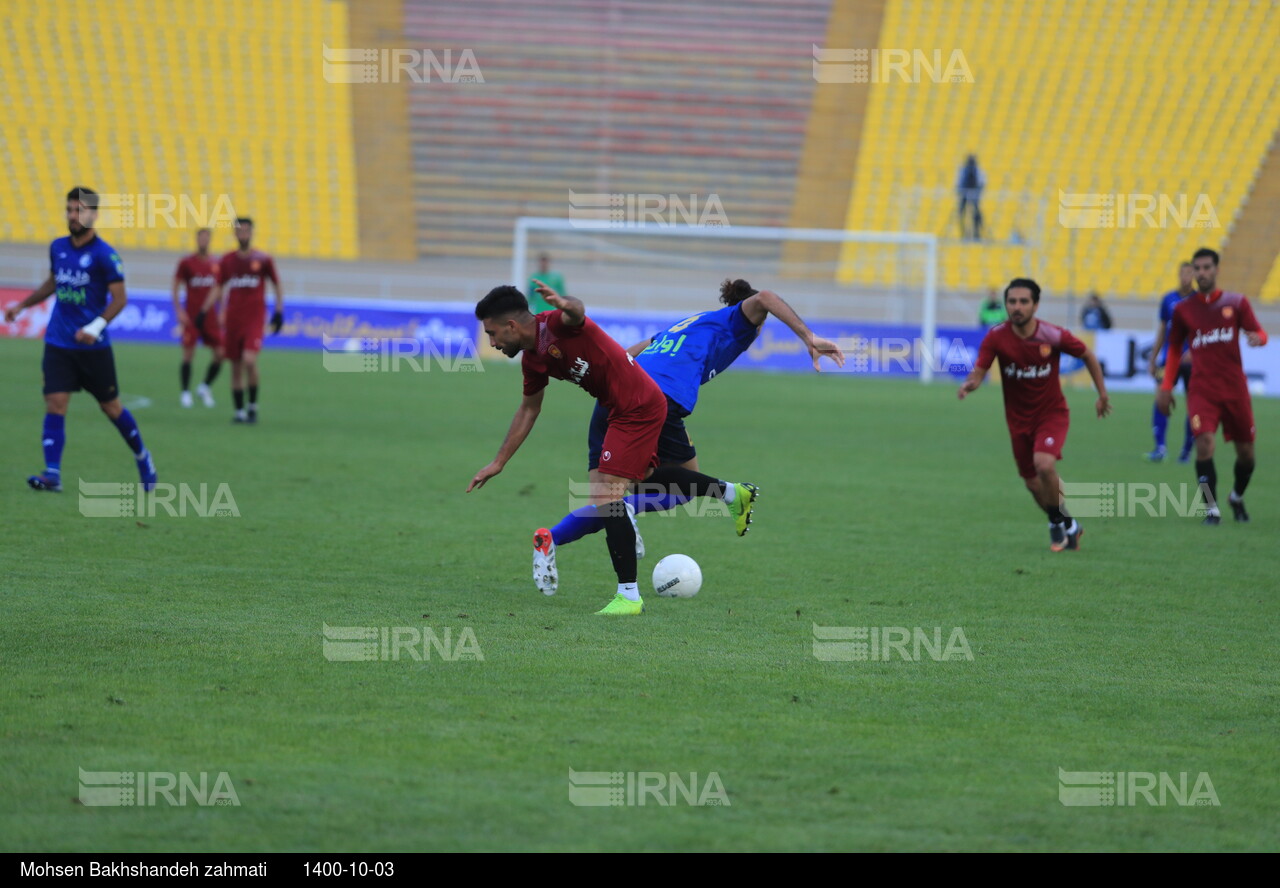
[1156,248,1268,524]
[536,278,846,584]
[3,187,157,492]
[172,228,223,407]
[198,217,282,423]
[1146,261,1194,462]
[467,284,748,615]
[958,278,1111,550]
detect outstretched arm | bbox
[467,389,545,491]
[3,274,56,322]
[532,279,584,326]
[627,338,653,358]
[740,290,844,370]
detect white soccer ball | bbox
[652,554,702,598]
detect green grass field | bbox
[1,337,1276,852]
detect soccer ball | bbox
[652,554,702,598]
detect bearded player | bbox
[172,228,223,407]
[467,283,746,615]
[1156,248,1268,524]
[536,278,845,579]
[4,187,157,492]
[958,278,1111,550]
[198,217,282,423]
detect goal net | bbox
[512,217,942,381]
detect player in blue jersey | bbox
[1146,262,1195,462]
[530,278,844,592]
[4,187,157,492]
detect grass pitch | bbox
[1,337,1276,851]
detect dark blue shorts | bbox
[42,343,120,402]
[588,395,696,470]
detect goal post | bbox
[512,217,941,382]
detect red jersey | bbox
[1162,291,1267,402]
[175,253,219,315]
[217,249,278,316]
[521,311,662,413]
[976,320,1087,430]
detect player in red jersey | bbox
[467,283,736,615]
[199,218,282,424]
[1157,248,1269,524]
[958,278,1111,550]
[172,228,223,408]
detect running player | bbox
[1146,261,1194,462]
[173,228,223,407]
[4,187,157,492]
[199,217,282,423]
[467,284,740,615]
[540,278,845,566]
[1156,248,1268,524]
[958,278,1111,550]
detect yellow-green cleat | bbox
[728,482,759,537]
[595,593,645,615]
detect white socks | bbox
[721,481,736,504]
[617,582,640,601]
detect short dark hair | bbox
[66,186,99,209]
[235,217,253,227]
[719,278,757,306]
[476,285,530,321]
[1192,247,1219,266]
[1004,277,1041,303]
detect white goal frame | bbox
[512,217,940,382]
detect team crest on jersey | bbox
[250,260,261,272]
[549,345,562,359]
[1222,306,1234,319]
[1191,414,1201,431]
[1039,344,1051,358]
[79,254,92,268]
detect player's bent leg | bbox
[1033,453,1071,551]
[101,396,157,492]
[1228,439,1255,523]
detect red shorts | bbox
[1009,410,1069,479]
[596,387,666,482]
[1187,392,1255,443]
[223,313,264,362]
[181,312,223,349]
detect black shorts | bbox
[588,395,696,470]
[42,343,120,403]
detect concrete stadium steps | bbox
[404,0,832,261]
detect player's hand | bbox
[466,461,503,492]
[74,328,98,345]
[176,308,191,328]
[270,311,283,335]
[1155,389,1174,416]
[956,379,979,400]
[3,305,19,323]
[1148,360,1159,380]
[194,310,206,330]
[808,336,845,371]
[1245,331,1264,347]
[1096,394,1112,418]
[532,279,566,308]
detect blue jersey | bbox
[1158,290,1189,364]
[46,234,124,350]
[636,303,760,413]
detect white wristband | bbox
[81,316,108,341]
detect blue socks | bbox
[111,408,146,457]
[1152,403,1168,449]
[548,490,694,546]
[42,413,65,476]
